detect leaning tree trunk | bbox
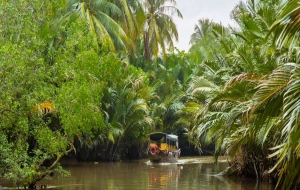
[23,145,75,189]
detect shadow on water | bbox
[1,156,275,190]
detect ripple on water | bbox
[146,156,228,165]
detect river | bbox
[1,156,274,189]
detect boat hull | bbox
[148,149,181,163]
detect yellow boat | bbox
[147,132,181,163]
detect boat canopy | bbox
[167,134,178,140]
[149,132,178,141]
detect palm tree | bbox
[100,72,155,160]
[110,0,146,43]
[247,62,300,189]
[61,0,135,52]
[142,0,182,61]
[229,0,279,74]
[251,0,300,188]
[268,0,300,49]
[73,70,155,161]
[182,0,287,182]
[146,51,193,133]
[188,19,232,75]
[189,19,215,46]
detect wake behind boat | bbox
[147,132,181,163]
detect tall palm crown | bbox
[142,0,182,61]
[109,0,146,42]
[189,19,214,46]
[189,19,230,65]
[65,0,135,52]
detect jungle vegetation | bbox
[0,0,300,189]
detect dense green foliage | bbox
[1,0,300,189]
[0,0,181,188]
[183,0,300,189]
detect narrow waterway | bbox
[1,156,274,190]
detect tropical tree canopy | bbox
[4,0,300,189]
[61,0,135,52]
[183,0,300,189]
[142,0,182,61]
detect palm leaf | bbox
[268,0,300,48]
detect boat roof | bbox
[149,132,178,141]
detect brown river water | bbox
[1,156,275,190]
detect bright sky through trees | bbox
[174,0,242,51]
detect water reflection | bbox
[1,157,274,190]
[147,162,181,189]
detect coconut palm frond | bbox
[142,0,182,61]
[268,0,300,49]
[224,73,260,89]
[252,63,292,116]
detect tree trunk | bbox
[143,31,151,61]
[111,136,122,161]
